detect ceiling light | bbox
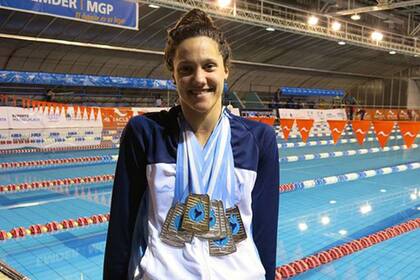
[148,4,160,9]
[380,189,387,193]
[331,21,341,31]
[298,222,308,231]
[217,0,232,7]
[329,200,337,204]
[266,27,275,32]
[351,14,361,21]
[338,41,346,45]
[371,31,384,41]
[389,50,396,55]
[307,16,319,26]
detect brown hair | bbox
[164,9,231,72]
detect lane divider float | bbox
[0,155,118,171]
[275,218,420,279]
[0,174,114,193]
[0,213,110,241]
[277,135,418,149]
[280,144,419,163]
[279,162,420,193]
[0,144,119,155]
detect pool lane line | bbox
[0,155,118,171]
[0,143,119,155]
[277,135,419,148]
[0,213,110,241]
[0,174,114,193]
[279,161,420,193]
[280,144,419,163]
[275,218,420,279]
[277,129,398,139]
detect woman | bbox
[104,9,279,280]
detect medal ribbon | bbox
[174,109,237,207]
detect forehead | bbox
[174,36,222,63]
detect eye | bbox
[204,63,217,71]
[177,65,192,75]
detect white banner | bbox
[0,106,102,129]
[278,109,346,121]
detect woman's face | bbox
[172,36,228,115]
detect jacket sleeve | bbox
[251,126,279,280]
[103,119,148,279]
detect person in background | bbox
[104,9,279,280]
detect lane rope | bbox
[280,144,419,163]
[279,162,420,193]
[275,218,420,279]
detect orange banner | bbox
[398,110,410,121]
[279,119,294,140]
[86,107,92,120]
[372,121,395,148]
[351,120,371,145]
[327,120,347,144]
[247,116,275,126]
[73,105,79,118]
[398,121,420,148]
[93,107,99,121]
[295,119,314,143]
[385,109,398,120]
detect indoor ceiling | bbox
[1,1,420,93]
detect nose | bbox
[192,68,206,86]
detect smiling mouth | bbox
[189,89,214,95]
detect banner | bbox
[398,121,420,148]
[0,0,138,30]
[295,119,314,142]
[327,120,347,144]
[278,109,346,122]
[279,119,294,140]
[0,106,102,129]
[351,120,371,145]
[372,121,395,148]
[0,71,176,90]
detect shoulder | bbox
[228,113,276,145]
[126,106,180,135]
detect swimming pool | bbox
[0,125,418,279]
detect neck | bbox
[181,104,222,146]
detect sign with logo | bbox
[0,0,138,30]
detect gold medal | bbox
[226,205,247,243]
[181,194,210,234]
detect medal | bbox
[226,205,247,243]
[167,203,193,243]
[208,211,237,256]
[196,200,223,239]
[181,194,210,234]
[160,206,185,247]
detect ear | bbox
[224,66,229,80]
[172,74,176,85]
